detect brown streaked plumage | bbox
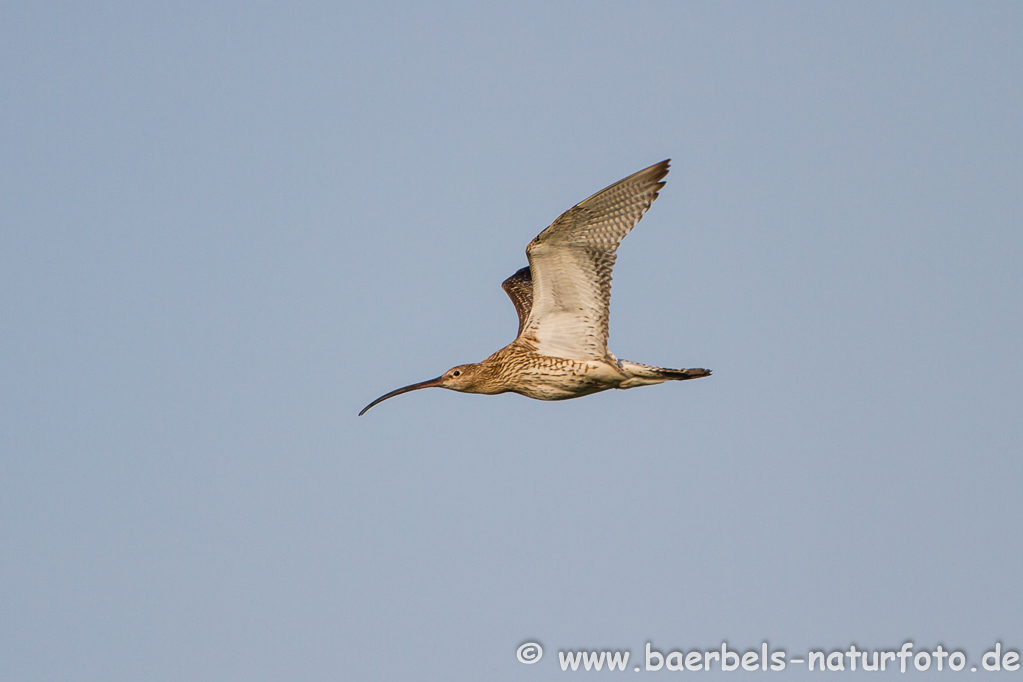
[359,160,710,416]
[501,266,533,337]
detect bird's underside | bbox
[493,266,710,401]
[359,160,710,416]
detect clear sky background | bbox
[2,2,1021,680]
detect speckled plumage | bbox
[359,160,710,416]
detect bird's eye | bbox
[452,370,461,377]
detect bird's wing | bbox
[501,266,533,337]
[520,160,669,361]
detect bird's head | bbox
[359,363,484,415]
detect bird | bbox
[359,159,710,416]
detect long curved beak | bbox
[359,376,445,416]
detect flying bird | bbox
[359,160,710,415]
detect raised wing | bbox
[520,160,669,361]
[501,266,533,337]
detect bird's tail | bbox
[616,360,711,389]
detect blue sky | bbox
[2,2,1021,680]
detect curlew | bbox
[359,160,710,416]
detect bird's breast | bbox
[499,357,623,401]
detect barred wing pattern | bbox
[520,160,670,361]
[501,266,534,337]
